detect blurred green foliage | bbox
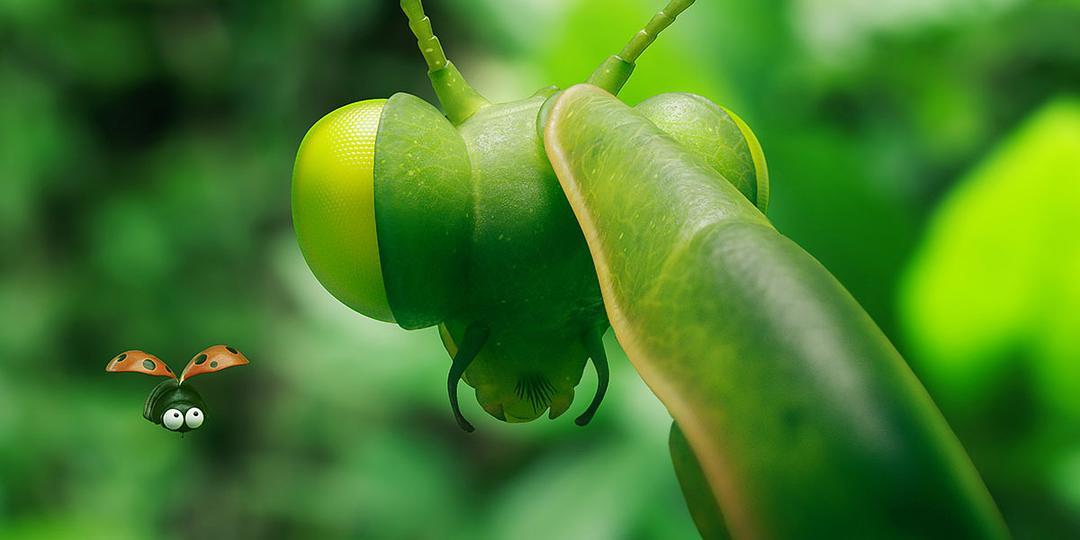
[0,0,1077,538]
[902,97,1080,537]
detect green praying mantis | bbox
[291,0,1011,537]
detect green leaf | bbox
[901,97,1080,422]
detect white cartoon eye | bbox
[185,407,204,429]
[163,408,184,430]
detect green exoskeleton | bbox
[292,0,1009,537]
[105,345,249,433]
[293,0,763,430]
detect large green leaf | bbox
[901,98,1080,531]
[901,97,1080,422]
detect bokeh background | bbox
[2,0,1078,538]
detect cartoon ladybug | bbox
[106,345,249,433]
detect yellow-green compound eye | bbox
[635,93,770,213]
[292,99,395,323]
[722,105,770,213]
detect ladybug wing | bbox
[105,350,176,379]
[180,345,249,383]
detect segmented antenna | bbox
[400,0,489,124]
[587,0,697,95]
[400,0,448,71]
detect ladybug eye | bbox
[162,408,184,430]
[185,407,204,429]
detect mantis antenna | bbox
[587,0,697,95]
[400,0,490,124]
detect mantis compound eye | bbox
[635,93,769,212]
[292,93,474,330]
[293,99,394,323]
[162,408,184,431]
[184,407,204,429]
